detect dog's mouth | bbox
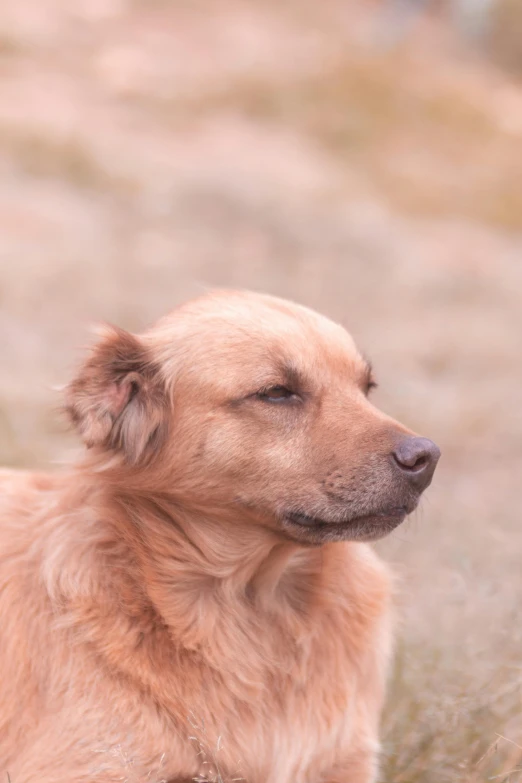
[281,504,414,543]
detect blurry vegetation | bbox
[487,0,522,75]
[382,643,522,782]
[189,52,522,229]
[0,35,20,57]
[0,126,137,192]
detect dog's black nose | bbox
[391,436,440,491]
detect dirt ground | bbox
[1,1,522,781]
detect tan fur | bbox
[0,291,433,783]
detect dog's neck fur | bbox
[114,490,312,634]
[47,465,327,685]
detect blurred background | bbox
[0,1,521,780]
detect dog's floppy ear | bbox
[65,326,168,464]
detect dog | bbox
[0,290,439,783]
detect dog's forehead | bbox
[151,292,366,386]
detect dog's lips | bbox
[281,504,415,542]
[285,506,408,528]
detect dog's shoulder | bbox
[0,466,63,525]
[0,466,59,501]
[0,468,57,533]
[0,468,74,591]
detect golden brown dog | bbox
[0,291,439,783]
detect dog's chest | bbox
[256,671,358,783]
[96,544,388,783]
[184,686,354,783]
[159,549,389,783]
[182,614,364,783]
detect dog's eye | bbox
[257,385,295,403]
[365,380,378,396]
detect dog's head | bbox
[66,291,439,544]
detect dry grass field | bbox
[1,1,522,780]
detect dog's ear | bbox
[65,326,168,464]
